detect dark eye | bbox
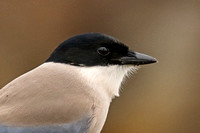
[97,47,110,56]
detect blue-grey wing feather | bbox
[0,117,91,133]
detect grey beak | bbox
[114,50,158,65]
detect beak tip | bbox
[134,52,158,65]
[151,58,158,64]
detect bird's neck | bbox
[79,65,138,99]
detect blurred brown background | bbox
[0,0,200,133]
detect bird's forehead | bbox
[66,33,127,48]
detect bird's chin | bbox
[122,64,140,69]
[128,65,140,72]
[116,64,140,76]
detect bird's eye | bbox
[97,47,110,56]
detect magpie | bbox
[0,33,157,133]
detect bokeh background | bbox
[0,0,200,133]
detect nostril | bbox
[127,50,136,57]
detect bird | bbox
[0,33,157,133]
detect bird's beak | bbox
[112,50,158,65]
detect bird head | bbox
[46,33,157,97]
[46,33,157,67]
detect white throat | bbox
[79,65,139,98]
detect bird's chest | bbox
[85,86,111,133]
